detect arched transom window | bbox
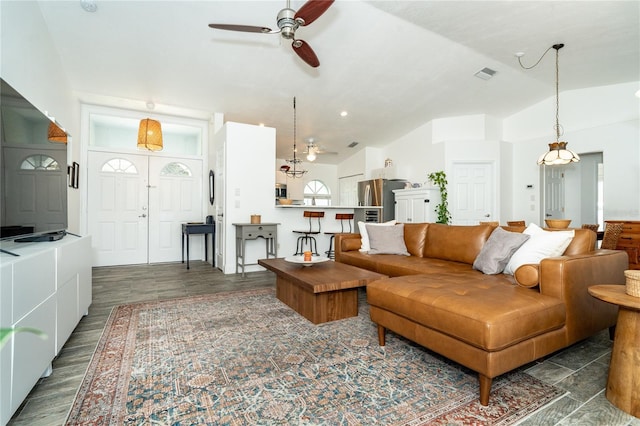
[303,180,331,206]
[101,158,138,174]
[21,154,61,171]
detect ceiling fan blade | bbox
[292,40,320,67]
[295,0,334,26]
[208,23,274,34]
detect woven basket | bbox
[625,270,640,297]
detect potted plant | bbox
[427,171,452,224]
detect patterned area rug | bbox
[67,288,564,425]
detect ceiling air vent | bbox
[474,67,496,80]
[348,141,359,148]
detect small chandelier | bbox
[137,118,163,151]
[47,122,67,144]
[519,44,579,166]
[282,97,307,178]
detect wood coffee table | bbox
[258,258,387,324]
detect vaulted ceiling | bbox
[37,0,639,163]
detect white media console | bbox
[0,234,92,425]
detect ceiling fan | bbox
[208,0,334,68]
[303,139,337,161]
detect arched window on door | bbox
[101,158,138,174]
[21,154,61,171]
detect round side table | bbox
[588,284,640,418]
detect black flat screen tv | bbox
[0,79,68,243]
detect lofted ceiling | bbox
[36,0,639,164]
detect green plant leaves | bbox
[0,327,47,349]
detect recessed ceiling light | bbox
[80,0,98,12]
[340,111,348,117]
[474,67,496,80]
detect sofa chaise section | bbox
[335,223,628,405]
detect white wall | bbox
[219,122,276,274]
[347,82,640,226]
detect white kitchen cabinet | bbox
[0,234,91,425]
[393,188,441,223]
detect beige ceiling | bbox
[36,0,639,163]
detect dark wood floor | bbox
[8,262,639,425]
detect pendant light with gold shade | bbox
[47,121,68,143]
[137,118,163,151]
[518,43,580,166]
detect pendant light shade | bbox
[137,118,163,151]
[47,122,67,143]
[537,141,580,166]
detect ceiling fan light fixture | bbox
[306,150,316,162]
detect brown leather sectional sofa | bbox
[335,223,629,405]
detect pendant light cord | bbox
[518,44,565,141]
[554,47,561,141]
[517,45,554,70]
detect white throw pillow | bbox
[358,220,396,252]
[504,223,574,275]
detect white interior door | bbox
[148,157,203,263]
[88,152,148,266]
[544,166,565,220]
[451,162,495,225]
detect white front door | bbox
[88,152,149,266]
[88,152,203,266]
[3,147,68,233]
[451,162,495,225]
[148,157,203,263]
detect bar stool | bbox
[324,213,355,259]
[293,211,324,255]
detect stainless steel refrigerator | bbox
[357,178,408,222]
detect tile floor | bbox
[7,262,640,425]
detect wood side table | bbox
[588,284,640,418]
[233,223,278,277]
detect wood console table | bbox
[588,284,640,418]
[233,223,278,277]
[181,223,215,269]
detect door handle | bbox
[484,214,490,217]
[139,214,147,218]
